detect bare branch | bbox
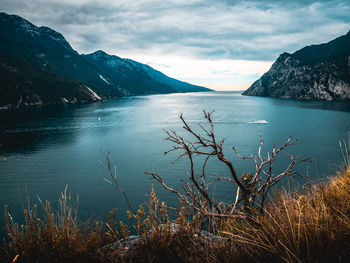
[146,111,311,228]
[104,151,136,214]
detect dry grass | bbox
[1,186,118,263]
[1,170,350,263]
[221,169,350,262]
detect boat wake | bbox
[248,120,269,124]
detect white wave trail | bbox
[248,120,269,124]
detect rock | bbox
[243,31,350,101]
[100,223,222,254]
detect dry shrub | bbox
[221,170,350,262]
[2,171,350,263]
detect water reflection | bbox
[266,97,350,112]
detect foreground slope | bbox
[2,168,350,262]
[243,31,350,100]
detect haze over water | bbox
[1,91,350,224]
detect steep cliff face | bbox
[243,31,350,101]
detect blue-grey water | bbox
[1,91,350,226]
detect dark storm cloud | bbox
[1,0,349,60]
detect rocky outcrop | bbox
[243,31,350,101]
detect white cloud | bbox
[128,53,273,90]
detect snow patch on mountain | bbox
[19,21,40,36]
[99,74,110,85]
[84,86,102,101]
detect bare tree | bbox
[146,111,311,227]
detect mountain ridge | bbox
[83,50,208,96]
[0,12,210,109]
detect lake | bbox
[1,91,350,226]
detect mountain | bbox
[0,12,119,100]
[0,54,101,109]
[83,50,208,95]
[122,58,209,93]
[0,12,210,109]
[243,31,350,101]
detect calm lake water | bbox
[1,91,350,225]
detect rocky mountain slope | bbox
[0,12,209,109]
[243,31,350,101]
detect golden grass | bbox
[221,169,350,262]
[1,170,350,263]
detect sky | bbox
[1,0,350,90]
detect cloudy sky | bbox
[1,0,349,90]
